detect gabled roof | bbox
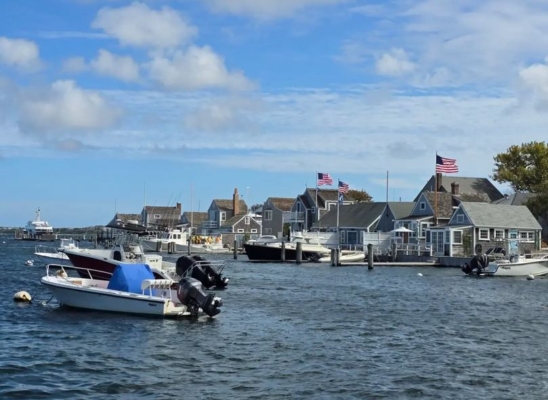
[144,206,180,214]
[415,176,503,203]
[415,191,454,219]
[305,188,353,208]
[386,202,415,219]
[213,199,248,213]
[493,192,535,206]
[267,197,294,211]
[312,202,387,230]
[457,202,542,230]
[296,194,312,209]
[106,213,146,232]
[181,211,208,226]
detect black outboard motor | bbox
[177,278,222,317]
[191,255,229,289]
[462,253,489,275]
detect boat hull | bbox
[41,278,189,317]
[244,243,324,262]
[34,252,72,264]
[487,259,548,276]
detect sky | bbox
[1,0,548,227]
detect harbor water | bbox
[2,237,548,399]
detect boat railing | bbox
[35,244,61,255]
[45,263,114,281]
[181,259,226,277]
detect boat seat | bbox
[141,279,174,294]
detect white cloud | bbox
[91,1,197,48]
[62,56,88,73]
[0,37,41,70]
[147,45,255,91]
[90,49,140,82]
[375,48,416,76]
[205,0,347,20]
[18,80,122,134]
[334,40,367,65]
[519,57,548,98]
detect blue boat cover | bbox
[107,263,155,294]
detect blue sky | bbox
[1,0,548,227]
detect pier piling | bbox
[281,241,286,262]
[187,236,192,255]
[295,242,302,264]
[330,248,336,266]
[233,239,238,260]
[367,243,374,269]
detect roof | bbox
[297,194,312,209]
[305,188,353,208]
[415,176,504,203]
[181,212,208,226]
[114,213,141,224]
[493,192,535,206]
[417,192,455,219]
[213,199,248,213]
[105,213,146,232]
[387,202,415,219]
[459,202,542,230]
[221,214,255,228]
[144,206,180,214]
[312,202,387,230]
[267,197,294,211]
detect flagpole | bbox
[336,179,340,250]
[315,171,320,228]
[434,151,438,226]
[386,171,389,202]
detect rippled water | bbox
[2,236,548,399]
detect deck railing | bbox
[282,211,305,222]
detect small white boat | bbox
[41,263,223,318]
[34,238,80,263]
[463,253,548,277]
[318,251,365,263]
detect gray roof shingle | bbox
[313,202,387,230]
[460,202,541,230]
[415,176,503,203]
[387,202,415,219]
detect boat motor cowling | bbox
[462,253,489,275]
[177,277,222,317]
[175,255,228,289]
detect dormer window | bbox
[220,212,226,222]
[420,202,425,210]
[456,214,464,223]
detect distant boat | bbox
[34,238,80,264]
[17,208,55,241]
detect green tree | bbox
[492,141,548,192]
[347,188,373,203]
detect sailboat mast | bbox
[190,183,194,234]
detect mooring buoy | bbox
[417,273,423,277]
[13,291,32,302]
[527,274,535,281]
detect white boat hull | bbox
[41,276,190,317]
[34,252,72,264]
[487,259,548,277]
[318,252,365,263]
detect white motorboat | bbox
[462,253,548,277]
[41,263,223,318]
[140,229,229,254]
[34,238,80,263]
[318,252,365,263]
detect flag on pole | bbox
[317,172,333,186]
[338,180,349,193]
[436,155,458,173]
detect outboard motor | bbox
[177,278,222,317]
[191,255,229,289]
[462,253,489,275]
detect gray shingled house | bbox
[428,202,542,257]
[179,211,208,235]
[415,174,504,203]
[262,197,294,237]
[311,202,387,246]
[285,188,354,232]
[375,202,416,232]
[141,203,182,229]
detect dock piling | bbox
[295,242,302,264]
[367,243,374,269]
[281,241,286,262]
[330,248,336,266]
[233,239,238,260]
[187,236,191,255]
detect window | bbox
[154,214,161,219]
[237,229,244,233]
[520,231,535,242]
[264,210,272,221]
[311,207,316,214]
[339,230,346,244]
[251,229,258,233]
[520,231,528,239]
[220,212,226,222]
[420,202,426,210]
[494,229,504,240]
[509,231,518,239]
[453,230,462,244]
[528,232,535,241]
[420,222,430,238]
[479,228,489,240]
[296,202,301,212]
[456,214,464,223]
[245,216,250,225]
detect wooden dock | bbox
[337,261,441,267]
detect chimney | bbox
[451,182,459,195]
[233,188,240,215]
[176,202,181,212]
[436,173,442,191]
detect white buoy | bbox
[527,274,535,280]
[417,272,423,277]
[25,260,34,266]
[13,291,32,302]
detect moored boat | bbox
[41,263,223,318]
[34,238,80,264]
[462,253,548,277]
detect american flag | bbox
[317,172,333,186]
[436,155,458,174]
[338,180,349,194]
